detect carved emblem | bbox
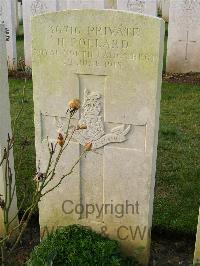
[173,0,200,28]
[31,0,47,16]
[183,0,199,10]
[127,0,145,13]
[74,89,131,150]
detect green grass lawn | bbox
[11,23,200,235]
[9,79,36,209]
[153,83,200,235]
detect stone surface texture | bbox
[161,0,170,21]
[57,0,104,9]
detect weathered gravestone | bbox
[0,0,17,69]
[32,10,164,264]
[167,0,200,73]
[57,0,104,9]
[161,0,170,21]
[194,208,200,265]
[24,0,115,68]
[157,0,162,11]
[18,1,23,24]
[14,0,19,33]
[23,0,57,68]
[117,0,158,16]
[105,0,117,9]
[0,24,18,236]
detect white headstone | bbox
[157,0,162,10]
[117,0,158,16]
[23,0,57,68]
[14,0,19,32]
[161,0,170,21]
[166,0,200,73]
[0,24,18,236]
[194,208,200,265]
[105,0,117,9]
[58,0,117,10]
[57,0,104,9]
[0,0,17,69]
[18,2,23,24]
[32,10,164,265]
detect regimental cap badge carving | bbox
[74,89,131,150]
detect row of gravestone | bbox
[0,0,23,68]
[1,0,171,70]
[0,7,200,264]
[2,0,200,74]
[0,0,18,69]
[23,0,158,67]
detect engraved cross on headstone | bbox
[179,30,197,60]
[40,73,146,224]
[73,73,132,222]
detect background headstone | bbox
[167,0,200,73]
[117,0,158,16]
[161,0,170,21]
[194,208,200,265]
[105,0,117,9]
[0,24,18,236]
[32,10,164,265]
[14,0,19,32]
[157,0,162,11]
[18,1,23,24]
[23,0,57,68]
[57,0,104,10]
[0,0,17,69]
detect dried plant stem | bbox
[41,149,86,197]
[0,105,86,264]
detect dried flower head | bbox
[84,143,92,151]
[76,124,87,130]
[68,99,81,111]
[34,172,46,182]
[57,133,65,147]
[0,194,5,209]
[57,127,64,135]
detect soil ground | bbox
[163,72,200,85]
[150,233,194,266]
[5,214,195,266]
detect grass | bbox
[153,83,200,234]
[9,79,36,209]
[9,22,200,235]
